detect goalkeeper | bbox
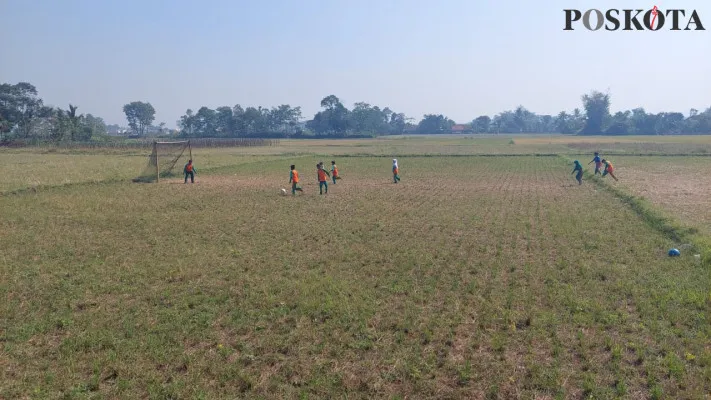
[184,159,196,183]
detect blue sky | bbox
[1,0,709,127]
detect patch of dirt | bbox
[618,165,711,235]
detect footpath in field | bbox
[2,155,708,399]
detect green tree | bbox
[123,101,155,136]
[655,112,684,135]
[268,105,302,133]
[67,104,80,141]
[215,106,234,136]
[682,107,711,133]
[236,107,267,135]
[513,106,535,133]
[627,108,659,135]
[309,95,351,135]
[351,102,386,134]
[416,114,454,134]
[320,95,342,111]
[605,111,631,135]
[491,111,517,133]
[0,82,44,138]
[232,105,246,135]
[554,112,572,134]
[178,109,196,137]
[48,108,70,142]
[389,112,407,134]
[0,114,10,139]
[194,107,217,136]
[472,116,491,133]
[539,115,554,132]
[580,91,610,135]
[83,114,108,138]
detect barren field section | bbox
[610,156,711,237]
[1,136,710,399]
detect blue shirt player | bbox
[588,152,602,175]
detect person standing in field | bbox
[571,160,583,185]
[601,159,619,181]
[184,159,196,183]
[289,164,304,195]
[317,163,330,195]
[588,152,603,175]
[330,160,340,184]
[392,159,401,183]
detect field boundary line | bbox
[567,153,711,157]
[331,153,560,158]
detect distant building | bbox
[451,124,473,134]
[106,124,129,136]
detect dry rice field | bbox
[1,136,709,399]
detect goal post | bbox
[133,140,192,183]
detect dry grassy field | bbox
[606,156,711,237]
[1,136,710,399]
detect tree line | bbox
[475,92,711,136]
[176,93,711,137]
[2,81,710,143]
[0,82,108,142]
[177,104,302,138]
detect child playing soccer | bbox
[184,159,196,183]
[289,165,304,195]
[571,160,583,185]
[601,159,619,181]
[392,159,401,183]
[317,163,330,194]
[588,152,602,175]
[330,160,341,184]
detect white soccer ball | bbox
[281,188,287,196]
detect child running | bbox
[289,164,304,195]
[588,152,602,175]
[392,159,401,183]
[601,159,619,181]
[330,160,340,184]
[317,163,330,195]
[571,160,583,185]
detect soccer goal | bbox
[133,141,192,183]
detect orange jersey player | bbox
[330,160,341,184]
[317,163,330,194]
[601,159,618,181]
[289,164,304,195]
[184,159,196,183]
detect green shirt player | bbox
[571,160,583,185]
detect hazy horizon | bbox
[2,0,710,128]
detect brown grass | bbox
[612,156,711,236]
[2,144,710,399]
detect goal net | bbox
[133,141,192,183]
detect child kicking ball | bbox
[289,164,304,195]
